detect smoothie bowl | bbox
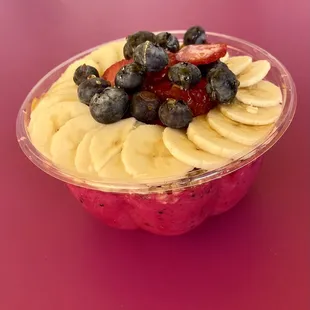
[16,28,296,235]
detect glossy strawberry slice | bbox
[144,79,215,117]
[102,59,133,85]
[176,43,227,65]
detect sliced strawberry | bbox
[176,43,227,65]
[102,59,133,85]
[143,79,215,117]
[167,52,179,66]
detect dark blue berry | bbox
[123,31,156,59]
[183,26,207,45]
[159,99,193,129]
[77,78,110,105]
[89,87,129,124]
[168,62,201,90]
[206,67,239,103]
[73,64,99,85]
[198,60,227,76]
[115,63,145,92]
[156,32,180,53]
[130,91,160,123]
[133,41,169,72]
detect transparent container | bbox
[16,31,296,236]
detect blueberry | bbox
[115,63,145,92]
[123,31,156,59]
[198,61,228,76]
[89,87,129,124]
[183,26,207,45]
[77,78,111,105]
[123,42,133,60]
[134,41,169,72]
[156,32,180,53]
[131,91,160,123]
[206,67,239,103]
[73,64,99,85]
[168,62,201,90]
[159,99,193,129]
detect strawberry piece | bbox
[176,43,227,65]
[167,52,179,66]
[102,59,133,85]
[143,79,215,117]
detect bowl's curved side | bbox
[16,31,297,194]
[67,156,263,235]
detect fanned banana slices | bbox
[28,40,284,183]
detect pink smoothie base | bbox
[67,157,262,235]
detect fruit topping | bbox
[143,52,179,84]
[29,26,283,186]
[130,91,160,123]
[133,41,169,72]
[168,62,201,90]
[183,26,207,45]
[198,60,227,76]
[237,60,271,87]
[236,80,282,107]
[123,31,156,59]
[102,59,133,85]
[89,87,129,124]
[176,43,227,65]
[144,79,214,117]
[206,66,239,103]
[224,56,252,75]
[115,63,145,92]
[77,77,111,105]
[73,64,99,85]
[159,98,193,129]
[73,28,270,129]
[155,32,180,53]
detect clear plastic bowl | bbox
[16,31,296,236]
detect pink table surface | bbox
[1,0,309,309]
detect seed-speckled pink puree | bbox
[67,158,262,235]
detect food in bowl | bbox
[16,26,296,235]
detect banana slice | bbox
[112,40,127,59]
[48,82,78,97]
[225,56,252,75]
[219,100,282,125]
[31,88,79,116]
[75,127,101,175]
[236,80,282,107]
[207,108,273,146]
[90,118,136,173]
[50,114,100,171]
[220,52,229,62]
[49,79,76,93]
[238,60,271,87]
[29,95,58,117]
[89,40,125,74]
[122,125,193,181]
[187,115,250,159]
[98,153,134,181]
[32,87,79,115]
[163,128,229,170]
[28,101,89,157]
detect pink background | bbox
[1,0,310,309]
